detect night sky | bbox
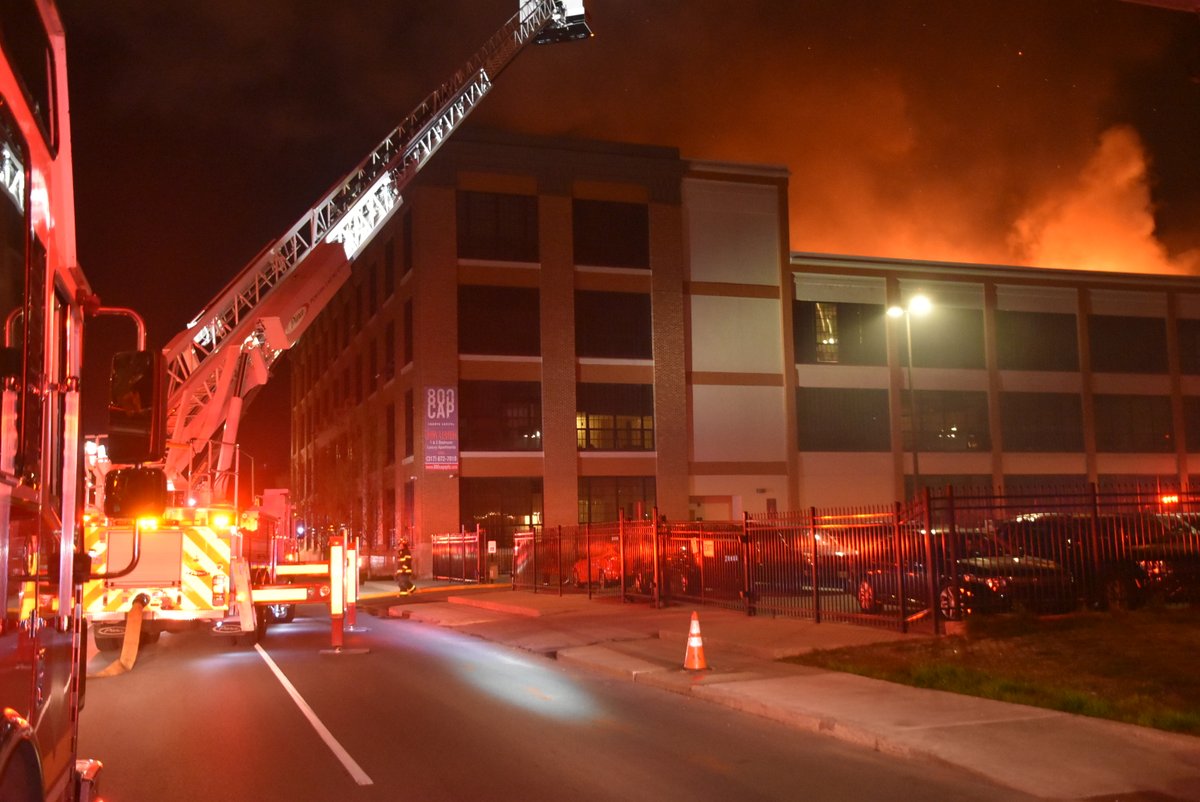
[54,0,1200,485]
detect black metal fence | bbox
[432,526,515,582]
[498,484,1200,633]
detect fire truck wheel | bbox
[254,611,270,641]
[141,629,161,645]
[94,635,123,652]
[0,741,42,802]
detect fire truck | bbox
[80,1,591,652]
[0,0,156,797]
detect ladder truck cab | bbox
[80,1,591,652]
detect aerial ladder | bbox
[82,0,591,655]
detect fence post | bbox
[740,512,754,616]
[557,525,564,597]
[531,527,538,595]
[924,486,940,635]
[618,509,627,603]
[586,522,593,600]
[894,502,907,634]
[1089,481,1103,608]
[477,524,485,583]
[652,507,662,608]
[809,507,821,624]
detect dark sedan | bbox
[995,513,1200,609]
[857,531,1076,620]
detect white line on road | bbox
[255,643,374,786]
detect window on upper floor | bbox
[793,300,887,366]
[908,390,990,452]
[457,190,538,262]
[1177,319,1200,375]
[1183,397,1200,452]
[908,307,985,370]
[999,392,1084,452]
[575,290,651,359]
[573,199,649,269]
[796,388,891,451]
[403,299,413,365]
[576,383,654,451]
[995,310,1079,371]
[1094,394,1173,452]
[404,389,414,458]
[459,381,543,451]
[459,285,541,356]
[1088,315,1167,374]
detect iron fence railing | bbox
[447,483,1200,633]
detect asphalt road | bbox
[77,605,1031,801]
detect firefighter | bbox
[395,537,415,595]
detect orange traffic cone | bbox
[683,611,709,671]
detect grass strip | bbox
[784,607,1200,735]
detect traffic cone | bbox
[683,611,709,671]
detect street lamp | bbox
[887,294,932,495]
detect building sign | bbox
[424,386,459,472]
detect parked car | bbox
[856,530,1076,620]
[748,528,862,595]
[571,545,621,588]
[995,513,1200,609]
[1132,514,1200,604]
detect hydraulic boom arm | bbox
[160,0,589,487]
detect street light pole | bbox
[888,295,932,498]
[904,310,920,490]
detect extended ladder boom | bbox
[160,0,589,485]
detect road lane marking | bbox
[254,644,374,786]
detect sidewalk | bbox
[379,586,1200,801]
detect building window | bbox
[1088,315,1168,374]
[404,389,414,459]
[459,381,542,451]
[369,342,378,394]
[403,299,413,365]
[910,390,990,452]
[796,388,890,451]
[1094,394,1173,452]
[573,199,649,269]
[1185,397,1200,452]
[575,290,651,359]
[460,477,543,547]
[999,392,1084,452]
[385,403,395,465]
[401,211,413,276]
[456,190,538,262]
[793,300,887,366]
[576,383,654,450]
[459,285,541,356]
[909,307,985,369]
[384,321,395,381]
[384,237,396,298]
[578,477,656,524]
[995,310,1079,371]
[1178,319,1200,375]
